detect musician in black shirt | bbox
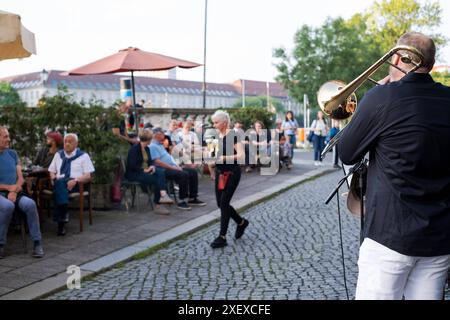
[339,32,450,300]
[209,111,249,249]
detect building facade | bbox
[1,70,301,114]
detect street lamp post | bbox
[242,79,245,108]
[40,69,49,101]
[40,68,48,85]
[202,0,208,109]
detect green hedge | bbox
[0,85,128,184]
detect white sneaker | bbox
[159,194,174,204]
[314,161,319,166]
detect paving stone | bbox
[44,170,450,300]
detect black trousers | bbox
[165,167,198,200]
[126,171,161,204]
[215,167,242,236]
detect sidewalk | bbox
[0,149,335,299]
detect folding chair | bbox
[119,157,154,212]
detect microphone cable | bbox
[336,185,350,300]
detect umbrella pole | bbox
[131,71,138,132]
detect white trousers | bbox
[355,238,450,300]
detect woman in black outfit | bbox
[209,111,249,249]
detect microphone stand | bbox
[323,159,367,300]
[356,160,367,245]
[324,159,367,243]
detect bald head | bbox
[397,32,436,71]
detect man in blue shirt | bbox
[149,128,206,210]
[0,127,44,259]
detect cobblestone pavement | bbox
[47,170,449,300]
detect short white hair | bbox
[211,110,230,124]
[64,133,78,142]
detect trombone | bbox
[317,45,425,158]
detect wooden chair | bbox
[39,179,93,232]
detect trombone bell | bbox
[317,80,357,120]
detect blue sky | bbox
[1,0,449,83]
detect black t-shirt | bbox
[216,130,241,172]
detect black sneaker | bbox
[57,223,66,236]
[210,236,227,249]
[235,219,249,239]
[176,201,192,210]
[0,246,5,259]
[188,198,207,207]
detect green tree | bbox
[228,106,274,130]
[367,0,446,53]
[274,17,375,107]
[232,96,283,110]
[34,85,86,133]
[0,82,23,107]
[0,103,40,159]
[431,71,450,86]
[274,0,446,109]
[0,83,39,159]
[36,86,127,184]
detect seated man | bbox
[125,129,173,215]
[33,131,63,169]
[48,133,95,236]
[149,128,206,210]
[0,126,44,259]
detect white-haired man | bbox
[48,133,95,236]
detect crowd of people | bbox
[0,81,351,263]
[1,101,315,258]
[1,29,449,300]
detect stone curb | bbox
[0,166,333,300]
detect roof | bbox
[1,70,289,99]
[232,79,288,98]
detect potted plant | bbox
[37,87,128,209]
